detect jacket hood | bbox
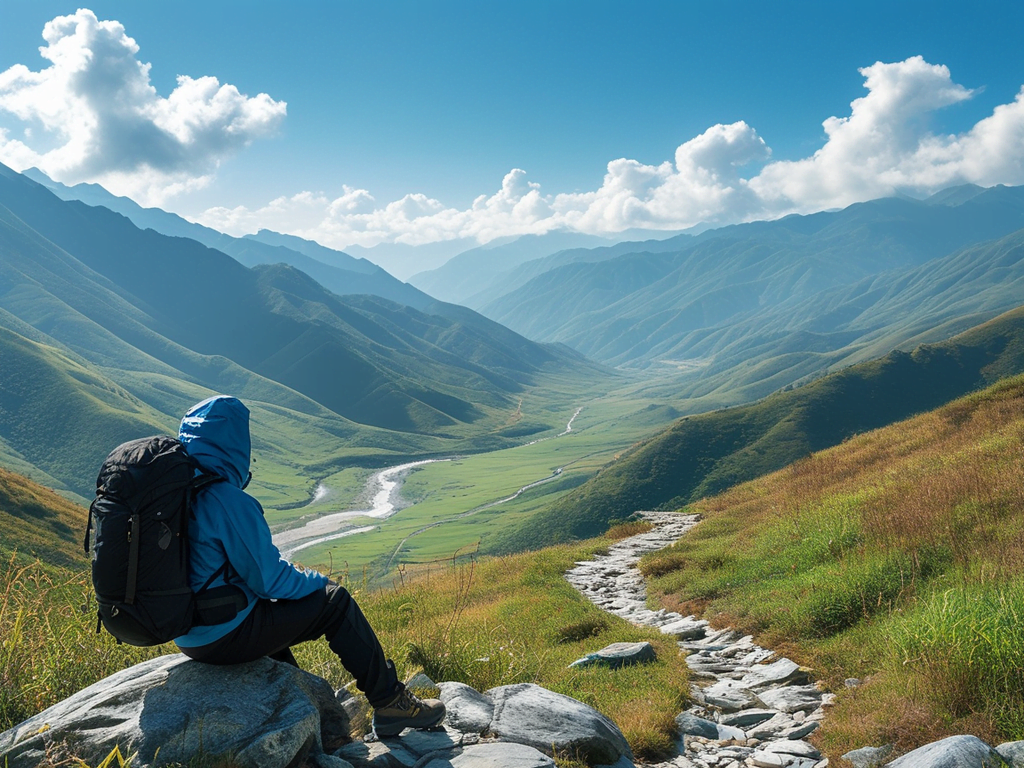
[179,395,251,488]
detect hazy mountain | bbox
[346,239,476,280]
[484,303,1024,553]
[408,231,619,305]
[20,168,431,308]
[0,164,592,442]
[480,186,1024,367]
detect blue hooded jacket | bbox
[174,395,328,648]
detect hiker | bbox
[172,394,445,736]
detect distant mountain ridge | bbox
[20,169,433,309]
[479,186,1024,368]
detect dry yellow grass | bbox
[641,375,1024,759]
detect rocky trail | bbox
[566,512,832,768]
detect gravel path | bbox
[566,512,833,768]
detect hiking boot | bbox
[372,688,446,736]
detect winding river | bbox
[272,407,583,560]
[273,458,450,558]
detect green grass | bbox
[501,304,1024,554]
[639,374,1024,759]
[287,386,686,579]
[1,533,689,764]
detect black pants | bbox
[179,584,401,707]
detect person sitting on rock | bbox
[173,394,445,737]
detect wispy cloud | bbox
[2,13,1022,248]
[0,9,285,204]
[197,56,1024,248]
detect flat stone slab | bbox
[570,642,656,669]
[419,742,556,768]
[486,683,632,765]
[0,655,348,768]
[737,658,810,690]
[660,618,708,640]
[760,739,820,759]
[719,708,778,728]
[886,735,1003,768]
[336,741,418,768]
[756,685,823,714]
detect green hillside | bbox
[485,304,1024,553]
[0,464,88,568]
[0,164,598,439]
[640,373,1024,758]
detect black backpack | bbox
[84,435,247,646]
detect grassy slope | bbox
[487,304,1024,554]
[1,518,688,763]
[0,466,88,569]
[641,374,1024,760]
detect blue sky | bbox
[2,1,1024,253]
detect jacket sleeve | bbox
[215,486,328,600]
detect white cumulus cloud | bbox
[0,9,285,205]
[199,56,1024,253]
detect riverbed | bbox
[272,458,449,558]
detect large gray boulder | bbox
[486,683,633,765]
[438,682,495,734]
[998,742,1024,767]
[0,654,349,768]
[885,735,1003,767]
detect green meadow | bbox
[273,374,688,579]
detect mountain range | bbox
[0,163,600,498]
[484,303,1024,553]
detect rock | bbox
[594,756,636,768]
[738,659,811,690]
[756,686,823,714]
[844,678,862,688]
[486,683,632,765]
[885,736,1002,767]
[841,745,891,768]
[569,642,657,669]
[749,750,787,767]
[718,709,778,728]
[315,756,357,768]
[661,618,708,640]
[438,682,494,734]
[746,713,797,740]
[381,726,461,755]
[336,740,418,768]
[0,655,350,768]
[998,741,1024,767]
[425,742,557,768]
[715,723,747,742]
[779,721,819,741]
[337,689,372,733]
[762,739,821,759]
[406,672,437,689]
[702,679,761,711]
[676,713,720,740]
